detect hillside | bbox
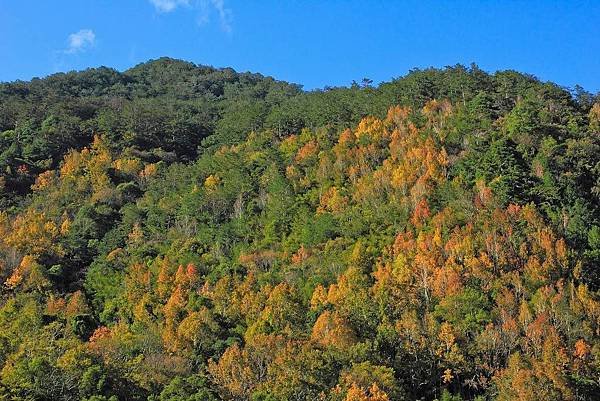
[0,59,599,400]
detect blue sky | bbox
[1,1,598,92]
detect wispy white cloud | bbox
[200,0,232,33]
[149,0,190,13]
[65,29,96,54]
[149,0,233,33]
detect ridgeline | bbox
[0,58,599,400]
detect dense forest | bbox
[0,57,599,400]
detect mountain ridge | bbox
[0,58,599,400]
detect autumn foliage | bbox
[0,62,599,400]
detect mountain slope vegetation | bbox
[0,58,599,400]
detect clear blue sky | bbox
[1,1,598,92]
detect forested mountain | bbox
[0,58,599,401]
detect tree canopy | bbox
[0,59,599,400]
